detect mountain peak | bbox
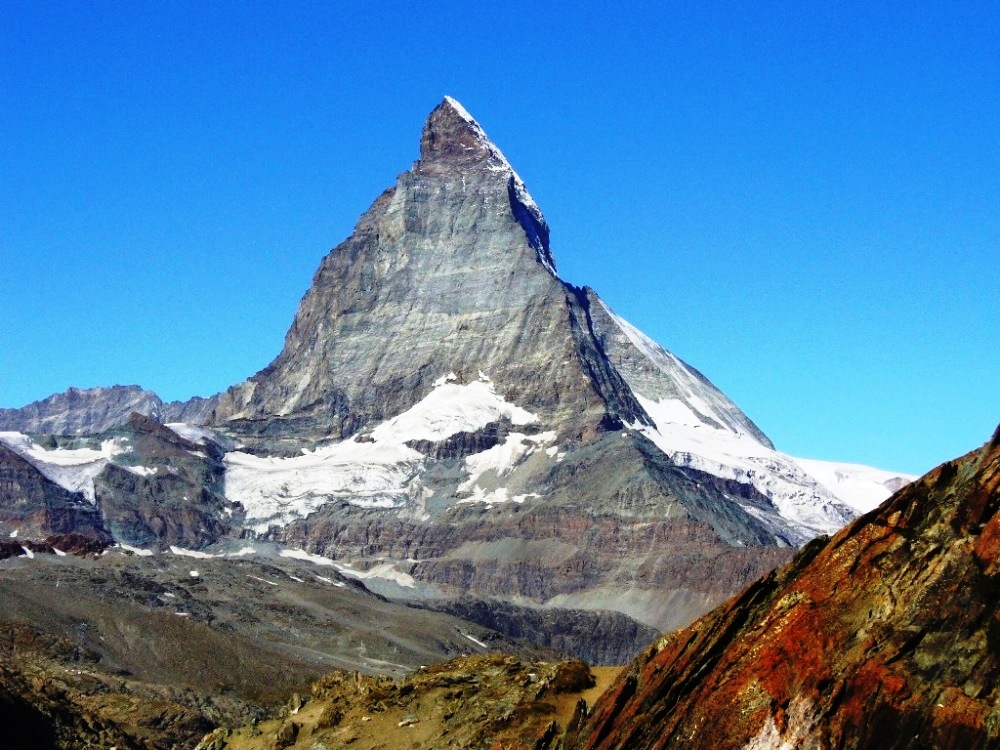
[420,96,511,169]
[417,97,555,273]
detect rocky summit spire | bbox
[418,96,555,273]
[419,95,511,168]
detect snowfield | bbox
[224,439,424,532]
[630,394,912,543]
[224,374,550,531]
[369,372,539,443]
[592,302,914,543]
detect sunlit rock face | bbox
[570,427,1000,749]
[209,96,643,442]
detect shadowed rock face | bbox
[423,597,662,666]
[94,413,231,547]
[569,427,1000,750]
[0,444,111,541]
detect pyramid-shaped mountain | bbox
[208,97,766,447]
[0,98,910,649]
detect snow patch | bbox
[432,372,459,387]
[340,561,416,589]
[457,487,538,505]
[314,575,346,588]
[53,547,67,557]
[169,546,215,559]
[630,392,909,542]
[279,548,338,567]
[0,432,130,502]
[225,375,542,532]
[456,429,554,504]
[225,439,423,532]
[279,547,415,589]
[20,546,34,559]
[370,377,538,444]
[459,431,555,493]
[164,423,223,446]
[459,630,488,649]
[247,575,279,586]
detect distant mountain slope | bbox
[0,546,559,749]
[0,385,216,436]
[569,426,1000,750]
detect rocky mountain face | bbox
[0,385,214,436]
[0,443,110,541]
[0,97,911,660]
[208,96,645,443]
[94,413,232,548]
[568,426,1000,750]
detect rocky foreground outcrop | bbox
[197,654,613,750]
[568,426,1000,750]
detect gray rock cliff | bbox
[208,97,648,444]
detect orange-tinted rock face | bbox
[570,426,1000,750]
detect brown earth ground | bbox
[200,655,622,750]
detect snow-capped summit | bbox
[421,95,514,169]
[419,96,554,274]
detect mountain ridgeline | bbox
[1,98,910,657]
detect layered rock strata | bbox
[569,427,1000,749]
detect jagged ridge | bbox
[569,426,1000,750]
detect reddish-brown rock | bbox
[569,426,1000,750]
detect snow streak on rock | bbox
[0,431,129,502]
[224,375,547,531]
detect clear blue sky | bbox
[2,1,997,476]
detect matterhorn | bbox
[0,97,909,659]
